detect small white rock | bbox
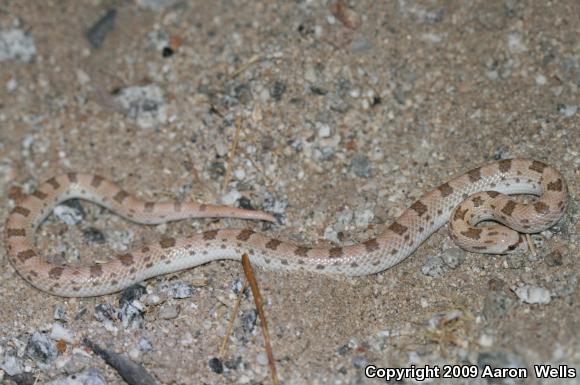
[355,209,374,227]
[317,122,332,138]
[256,352,269,366]
[513,284,551,304]
[478,333,494,348]
[535,74,547,86]
[53,205,83,225]
[220,190,242,206]
[50,323,75,343]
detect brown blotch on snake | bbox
[471,196,484,207]
[6,228,26,237]
[13,206,31,217]
[498,159,512,173]
[91,175,105,188]
[533,202,550,214]
[159,237,176,249]
[113,190,130,204]
[265,239,282,250]
[389,222,408,235]
[90,265,103,278]
[363,238,380,252]
[329,247,344,258]
[547,179,563,192]
[501,201,517,216]
[203,230,219,240]
[468,167,482,182]
[144,202,155,212]
[17,249,36,263]
[437,182,454,197]
[453,208,468,222]
[461,228,483,240]
[32,190,48,200]
[117,253,135,266]
[410,200,428,216]
[295,246,310,257]
[529,160,547,174]
[46,177,61,190]
[237,229,255,241]
[48,267,65,280]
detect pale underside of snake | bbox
[5,158,567,297]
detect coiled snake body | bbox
[5,158,567,297]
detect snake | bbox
[4,158,567,297]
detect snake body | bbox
[5,159,567,297]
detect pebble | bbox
[119,299,146,329]
[550,273,577,298]
[44,368,107,385]
[138,338,153,352]
[0,355,24,376]
[128,347,141,361]
[62,353,91,374]
[167,282,195,299]
[0,28,37,62]
[115,85,167,129]
[53,306,67,321]
[220,190,242,206]
[354,209,374,227]
[323,226,340,243]
[351,355,368,369]
[440,248,465,269]
[507,32,528,54]
[544,250,563,266]
[82,227,106,244]
[209,161,226,178]
[136,0,179,11]
[428,310,463,329]
[242,309,257,333]
[421,255,446,278]
[256,352,269,366]
[6,76,18,91]
[483,291,516,319]
[208,357,224,374]
[269,81,286,101]
[120,284,147,305]
[512,284,551,304]
[350,35,374,52]
[158,304,180,320]
[505,253,525,269]
[478,333,494,348]
[304,66,318,83]
[109,229,134,251]
[50,323,75,344]
[350,154,372,178]
[224,356,242,370]
[317,122,332,138]
[54,204,84,225]
[94,303,116,323]
[558,104,577,118]
[230,278,244,295]
[86,8,116,49]
[26,332,58,363]
[233,84,253,105]
[337,208,354,227]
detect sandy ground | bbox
[0,1,578,384]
